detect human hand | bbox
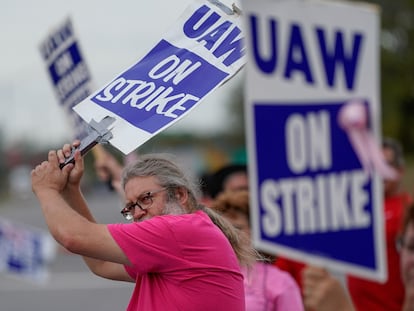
[57,140,84,189]
[403,281,414,311]
[302,266,355,311]
[31,150,73,196]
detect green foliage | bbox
[365,0,414,151]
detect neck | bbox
[163,202,187,215]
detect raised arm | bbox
[31,147,133,282]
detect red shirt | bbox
[274,192,411,311]
[347,192,411,311]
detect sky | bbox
[0,0,243,149]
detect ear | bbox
[175,187,189,205]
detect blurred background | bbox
[0,0,247,193]
[0,0,414,197]
[0,0,414,309]
[0,0,246,309]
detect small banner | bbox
[0,217,57,282]
[39,17,94,138]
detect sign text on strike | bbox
[260,109,370,236]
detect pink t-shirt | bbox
[243,262,304,311]
[108,211,245,311]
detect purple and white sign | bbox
[39,17,94,138]
[0,218,57,283]
[243,0,386,281]
[74,0,245,154]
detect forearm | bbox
[32,148,131,280]
[402,295,414,311]
[84,259,134,282]
[62,184,96,222]
[62,188,104,271]
[35,189,93,249]
[61,186,125,279]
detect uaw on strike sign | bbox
[39,18,93,138]
[242,0,386,281]
[73,0,244,155]
[0,218,57,282]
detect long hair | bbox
[197,204,257,267]
[121,153,257,267]
[211,190,269,263]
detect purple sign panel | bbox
[91,40,228,133]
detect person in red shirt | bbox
[299,194,414,311]
[274,137,410,311]
[398,202,414,311]
[346,137,411,311]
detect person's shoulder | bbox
[157,211,217,239]
[156,211,208,225]
[258,261,301,287]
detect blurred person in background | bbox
[274,256,307,294]
[274,137,411,311]
[198,172,215,207]
[302,266,355,311]
[398,202,414,311]
[31,141,257,310]
[93,146,125,196]
[346,137,411,311]
[302,198,414,311]
[208,163,249,199]
[197,163,249,208]
[211,190,304,311]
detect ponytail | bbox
[197,205,258,268]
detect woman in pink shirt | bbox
[211,190,304,311]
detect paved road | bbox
[0,186,134,311]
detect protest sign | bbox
[242,0,385,281]
[73,0,245,155]
[39,17,94,138]
[0,218,57,283]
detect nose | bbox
[133,207,146,221]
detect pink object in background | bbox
[338,100,397,180]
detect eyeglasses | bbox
[120,188,168,221]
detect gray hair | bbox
[121,153,201,209]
